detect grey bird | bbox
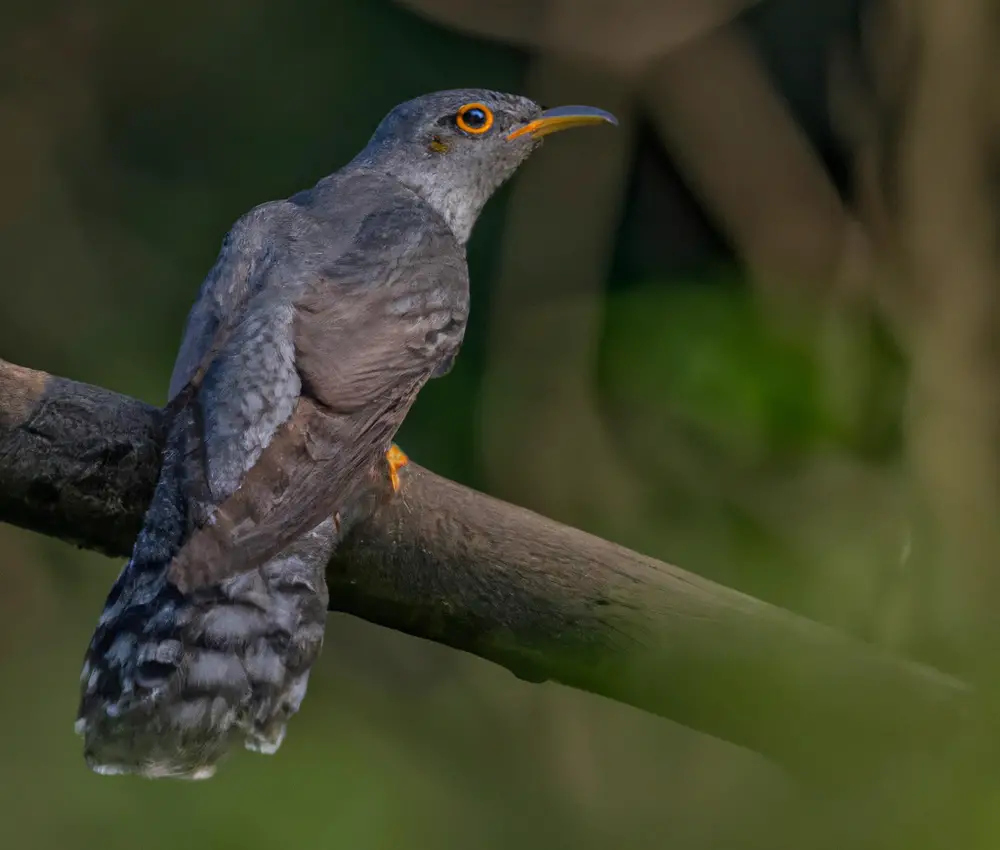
[74,89,616,779]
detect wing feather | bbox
[167,205,279,401]
[167,198,469,591]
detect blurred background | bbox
[2,0,999,847]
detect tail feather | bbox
[75,519,334,779]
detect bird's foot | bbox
[386,444,409,493]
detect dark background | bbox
[3,0,995,848]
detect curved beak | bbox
[506,105,618,141]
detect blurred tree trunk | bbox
[898,0,1000,676]
[846,0,1000,676]
[477,54,644,536]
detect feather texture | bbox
[76,170,468,778]
[72,86,577,779]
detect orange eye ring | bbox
[455,103,494,135]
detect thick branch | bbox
[0,358,971,773]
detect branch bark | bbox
[0,357,972,774]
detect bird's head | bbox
[352,89,617,243]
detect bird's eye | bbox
[455,103,494,135]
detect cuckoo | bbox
[74,89,616,779]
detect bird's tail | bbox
[75,518,334,779]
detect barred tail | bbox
[75,518,334,779]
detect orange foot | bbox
[386,444,409,493]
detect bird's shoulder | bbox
[283,171,470,414]
[292,168,466,274]
[167,168,466,402]
[163,171,384,400]
[166,199,294,400]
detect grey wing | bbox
[167,174,382,402]
[167,205,277,402]
[167,188,393,507]
[196,291,302,504]
[166,200,470,590]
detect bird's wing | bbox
[166,171,395,405]
[167,204,279,403]
[166,197,468,591]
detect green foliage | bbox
[601,280,904,466]
[602,282,830,462]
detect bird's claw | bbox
[386,444,409,493]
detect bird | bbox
[74,89,617,779]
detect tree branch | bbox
[0,357,972,774]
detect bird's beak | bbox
[506,105,618,141]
